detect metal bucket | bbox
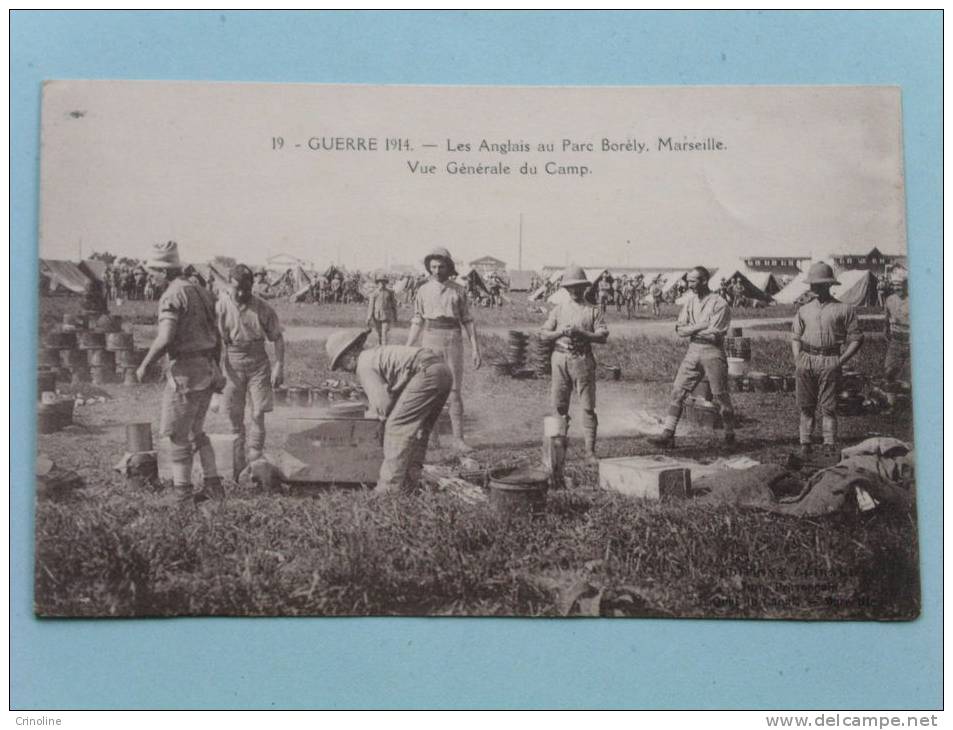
[488,466,549,517]
[126,422,154,452]
[38,348,62,368]
[727,357,747,377]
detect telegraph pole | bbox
[518,213,523,271]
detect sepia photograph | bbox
[33,80,918,620]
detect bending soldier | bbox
[328,330,452,493]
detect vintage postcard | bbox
[34,81,917,619]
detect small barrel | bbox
[78,330,106,350]
[37,399,74,434]
[105,332,134,351]
[115,348,143,367]
[121,367,140,386]
[87,349,116,368]
[90,365,116,385]
[61,348,88,369]
[43,331,70,349]
[71,365,91,384]
[488,467,549,518]
[126,422,154,452]
[38,347,62,368]
[37,369,57,395]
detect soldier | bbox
[876,273,890,308]
[790,262,864,456]
[327,329,452,493]
[649,266,736,449]
[252,268,272,298]
[597,274,612,316]
[136,241,225,504]
[538,265,609,464]
[216,264,285,473]
[365,272,398,345]
[622,277,636,319]
[883,265,910,387]
[731,276,746,309]
[406,246,482,452]
[330,272,343,303]
[649,278,663,317]
[614,276,625,313]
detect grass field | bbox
[33,296,918,619]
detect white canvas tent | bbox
[773,258,878,306]
[707,260,773,302]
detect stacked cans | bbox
[526,334,553,377]
[507,331,529,369]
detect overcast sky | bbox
[39,81,906,271]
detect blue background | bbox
[11,11,942,709]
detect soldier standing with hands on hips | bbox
[406,247,482,452]
[216,264,285,474]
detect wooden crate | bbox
[279,418,383,484]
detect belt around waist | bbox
[171,347,216,360]
[423,318,461,330]
[553,342,592,356]
[800,343,841,356]
[226,342,267,355]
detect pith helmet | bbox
[326,329,370,371]
[560,265,589,288]
[374,271,389,282]
[146,240,181,269]
[806,262,839,285]
[423,247,458,276]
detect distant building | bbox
[469,256,507,278]
[827,247,901,272]
[742,256,812,277]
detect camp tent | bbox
[746,270,782,298]
[707,260,772,302]
[39,259,92,294]
[457,266,490,296]
[830,269,879,306]
[80,259,108,283]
